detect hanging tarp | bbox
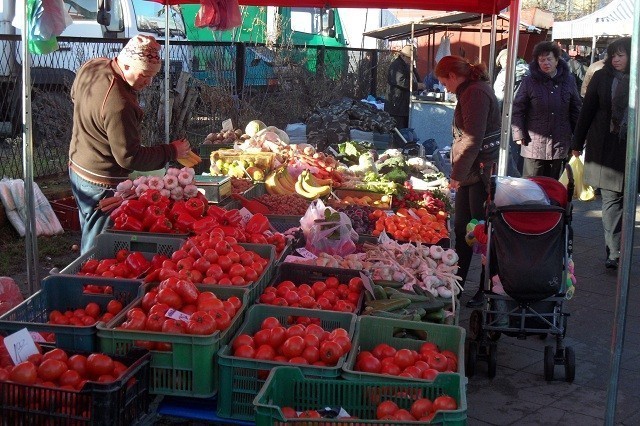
[552,0,634,40]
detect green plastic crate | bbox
[265,214,303,233]
[342,316,466,382]
[97,285,249,398]
[254,366,467,425]
[0,349,152,425]
[263,263,365,314]
[60,233,186,275]
[217,305,357,421]
[0,275,142,351]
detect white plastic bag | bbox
[494,177,550,207]
[435,35,451,64]
[299,199,358,256]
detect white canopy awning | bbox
[552,0,633,40]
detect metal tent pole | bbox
[497,0,521,177]
[605,1,640,423]
[164,4,171,145]
[22,0,40,294]
[488,14,498,82]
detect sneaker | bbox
[605,259,618,270]
[465,289,484,308]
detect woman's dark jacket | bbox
[571,66,627,192]
[450,79,502,187]
[386,56,420,117]
[511,58,582,160]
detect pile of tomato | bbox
[369,207,449,243]
[375,395,458,422]
[258,276,363,313]
[77,250,161,279]
[231,316,351,367]
[355,342,458,380]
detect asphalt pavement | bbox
[460,195,640,425]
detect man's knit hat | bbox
[400,45,415,58]
[118,35,162,73]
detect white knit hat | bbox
[400,45,415,58]
[118,35,162,73]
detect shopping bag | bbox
[560,156,595,201]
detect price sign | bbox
[239,207,253,226]
[360,272,375,298]
[327,146,339,156]
[408,209,420,220]
[165,308,191,323]
[3,328,41,365]
[29,332,47,343]
[222,118,234,132]
[384,210,394,216]
[296,247,318,259]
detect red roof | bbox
[146,0,511,15]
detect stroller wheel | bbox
[544,345,555,381]
[466,341,478,377]
[469,310,483,341]
[488,342,498,379]
[564,346,576,382]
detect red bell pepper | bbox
[245,213,270,234]
[139,189,163,206]
[218,226,241,239]
[114,213,143,232]
[169,200,190,221]
[184,198,206,219]
[248,233,268,244]
[142,205,167,230]
[207,205,226,220]
[157,194,171,209]
[149,217,174,234]
[151,254,169,270]
[122,199,146,219]
[109,205,125,222]
[144,269,161,283]
[125,252,151,277]
[222,209,242,226]
[174,213,196,234]
[192,216,218,235]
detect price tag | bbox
[264,229,274,237]
[378,230,391,244]
[29,332,47,343]
[3,328,41,365]
[165,308,191,323]
[327,146,339,156]
[296,247,318,259]
[408,209,420,220]
[359,272,375,297]
[384,210,394,216]
[239,207,253,226]
[222,118,234,132]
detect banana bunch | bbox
[294,170,332,200]
[265,166,297,195]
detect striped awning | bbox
[552,0,634,40]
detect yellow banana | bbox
[301,171,331,198]
[294,176,316,199]
[280,167,298,191]
[277,171,295,195]
[265,170,283,195]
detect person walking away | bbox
[493,48,529,176]
[386,45,425,135]
[434,55,502,308]
[571,37,632,270]
[580,57,605,98]
[567,54,587,93]
[69,35,192,254]
[511,41,582,179]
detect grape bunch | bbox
[338,205,376,235]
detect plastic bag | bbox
[300,199,358,256]
[435,35,451,64]
[196,0,242,31]
[494,176,550,207]
[0,277,24,316]
[560,156,595,201]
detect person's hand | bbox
[448,179,460,191]
[515,139,523,145]
[171,138,191,159]
[572,150,582,157]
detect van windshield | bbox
[132,2,186,36]
[63,0,98,20]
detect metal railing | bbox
[0,35,392,180]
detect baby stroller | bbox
[466,166,576,382]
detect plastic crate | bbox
[243,182,266,199]
[0,348,151,425]
[254,366,467,425]
[263,263,365,314]
[196,143,235,174]
[195,175,232,204]
[0,275,142,351]
[61,233,186,276]
[50,196,81,231]
[342,316,466,382]
[266,214,303,233]
[211,149,276,174]
[216,305,357,421]
[97,285,249,398]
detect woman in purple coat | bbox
[511,41,582,179]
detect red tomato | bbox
[27,353,43,367]
[269,326,288,348]
[331,335,352,354]
[285,324,305,339]
[254,344,276,361]
[86,354,115,378]
[253,329,272,347]
[112,361,128,377]
[217,255,233,272]
[84,302,101,319]
[239,251,254,266]
[281,406,298,419]
[311,281,327,298]
[372,343,396,360]
[175,280,199,305]
[58,369,82,388]
[289,356,308,365]
[230,276,246,286]
[234,344,256,358]
[392,409,415,421]
[325,276,339,289]
[419,342,439,355]
[145,313,166,332]
[411,398,434,419]
[10,362,38,384]
[348,277,364,293]
[319,340,343,365]
[376,401,399,419]
[98,374,116,383]
[215,240,232,256]
[197,292,222,312]
[232,334,254,352]
[380,362,402,376]
[107,300,124,316]
[211,309,232,331]
[305,324,325,341]
[149,303,170,316]
[162,319,186,334]
[393,349,416,369]
[433,395,458,411]
[227,251,240,264]
[243,267,259,283]
[303,334,320,348]
[187,311,217,335]
[37,359,68,382]
[301,346,320,364]
[281,336,305,359]
[402,365,422,378]
[260,317,281,330]
[299,410,322,419]
[422,368,439,381]
[43,348,68,363]
[357,354,381,373]
[157,288,183,310]
[67,354,88,376]
[227,296,242,311]
[428,353,449,372]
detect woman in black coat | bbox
[386,45,424,130]
[571,37,631,270]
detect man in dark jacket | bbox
[511,41,582,179]
[386,45,425,132]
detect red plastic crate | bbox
[50,196,81,231]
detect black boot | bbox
[465,289,484,308]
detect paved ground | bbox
[460,195,640,425]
